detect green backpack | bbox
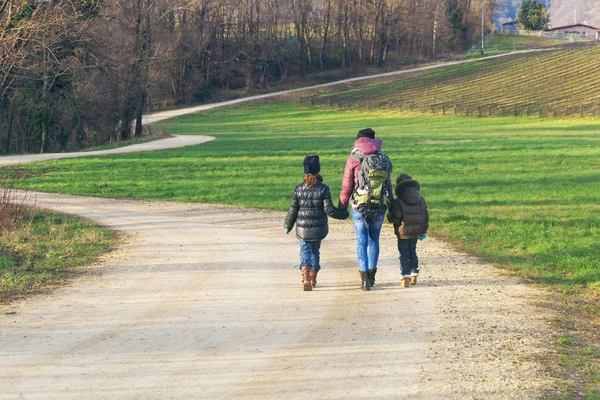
[351,151,392,218]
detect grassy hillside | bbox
[306,42,600,118]
[486,34,570,50]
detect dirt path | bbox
[1,192,557,399]
[0,136,214,166]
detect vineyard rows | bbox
[303,43,600,118]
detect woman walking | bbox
[338,128,393,290]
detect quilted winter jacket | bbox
[285,176,348,241]
[338,137,393,210]
[388,179,429,239]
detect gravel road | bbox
[0,136,214,166]
[0,193,557,399]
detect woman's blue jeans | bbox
[351,208,385,272]
[299,240,321,272]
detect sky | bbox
[494,0,600,28]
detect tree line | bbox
[0,0,492,155]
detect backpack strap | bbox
[350,149,363,163]
[350,150,365,196]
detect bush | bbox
[0,170,27,230]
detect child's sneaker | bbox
[411,275,418,285]
[401,277,411,287]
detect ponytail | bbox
[304,174,317,187]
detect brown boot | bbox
[301,266,313,291]
[411,275,418,285]
[401,277,411,288]
[310,269,318,288]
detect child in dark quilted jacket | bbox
[284,155,349,291]
[387,173,429,287]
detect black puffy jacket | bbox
[388,179,429,239]
[284,176,348,241]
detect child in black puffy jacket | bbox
[284,155,348,291]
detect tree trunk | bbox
[134,97,144,138]
[120,95,134,141]
[433,3,439,57]
[4,100,14,155]
[357,0,365,63]
[40,114,48,154]
[370,6,380,64]
[320,0,331,69]
[343,0,349,68]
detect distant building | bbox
[545,23,600,39]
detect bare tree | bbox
[1,0,486,155]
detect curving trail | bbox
[0,136,214,166]
[0,53,559,399]
[0,193,556,398]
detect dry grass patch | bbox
[1,170,118,302]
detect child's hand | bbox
[340,208,349,220]
[419,233,427,241]
[284,228,290,234]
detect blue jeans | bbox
[299,240,321,272]
[351,208,385,272]
[398,238,419,278]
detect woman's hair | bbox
[304,174,317,187]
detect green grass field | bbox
[463,34,570,58]
[3,102,600,301]
[486,34,570,49]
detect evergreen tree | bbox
[446,0,467,50]
[517,0,549,31]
